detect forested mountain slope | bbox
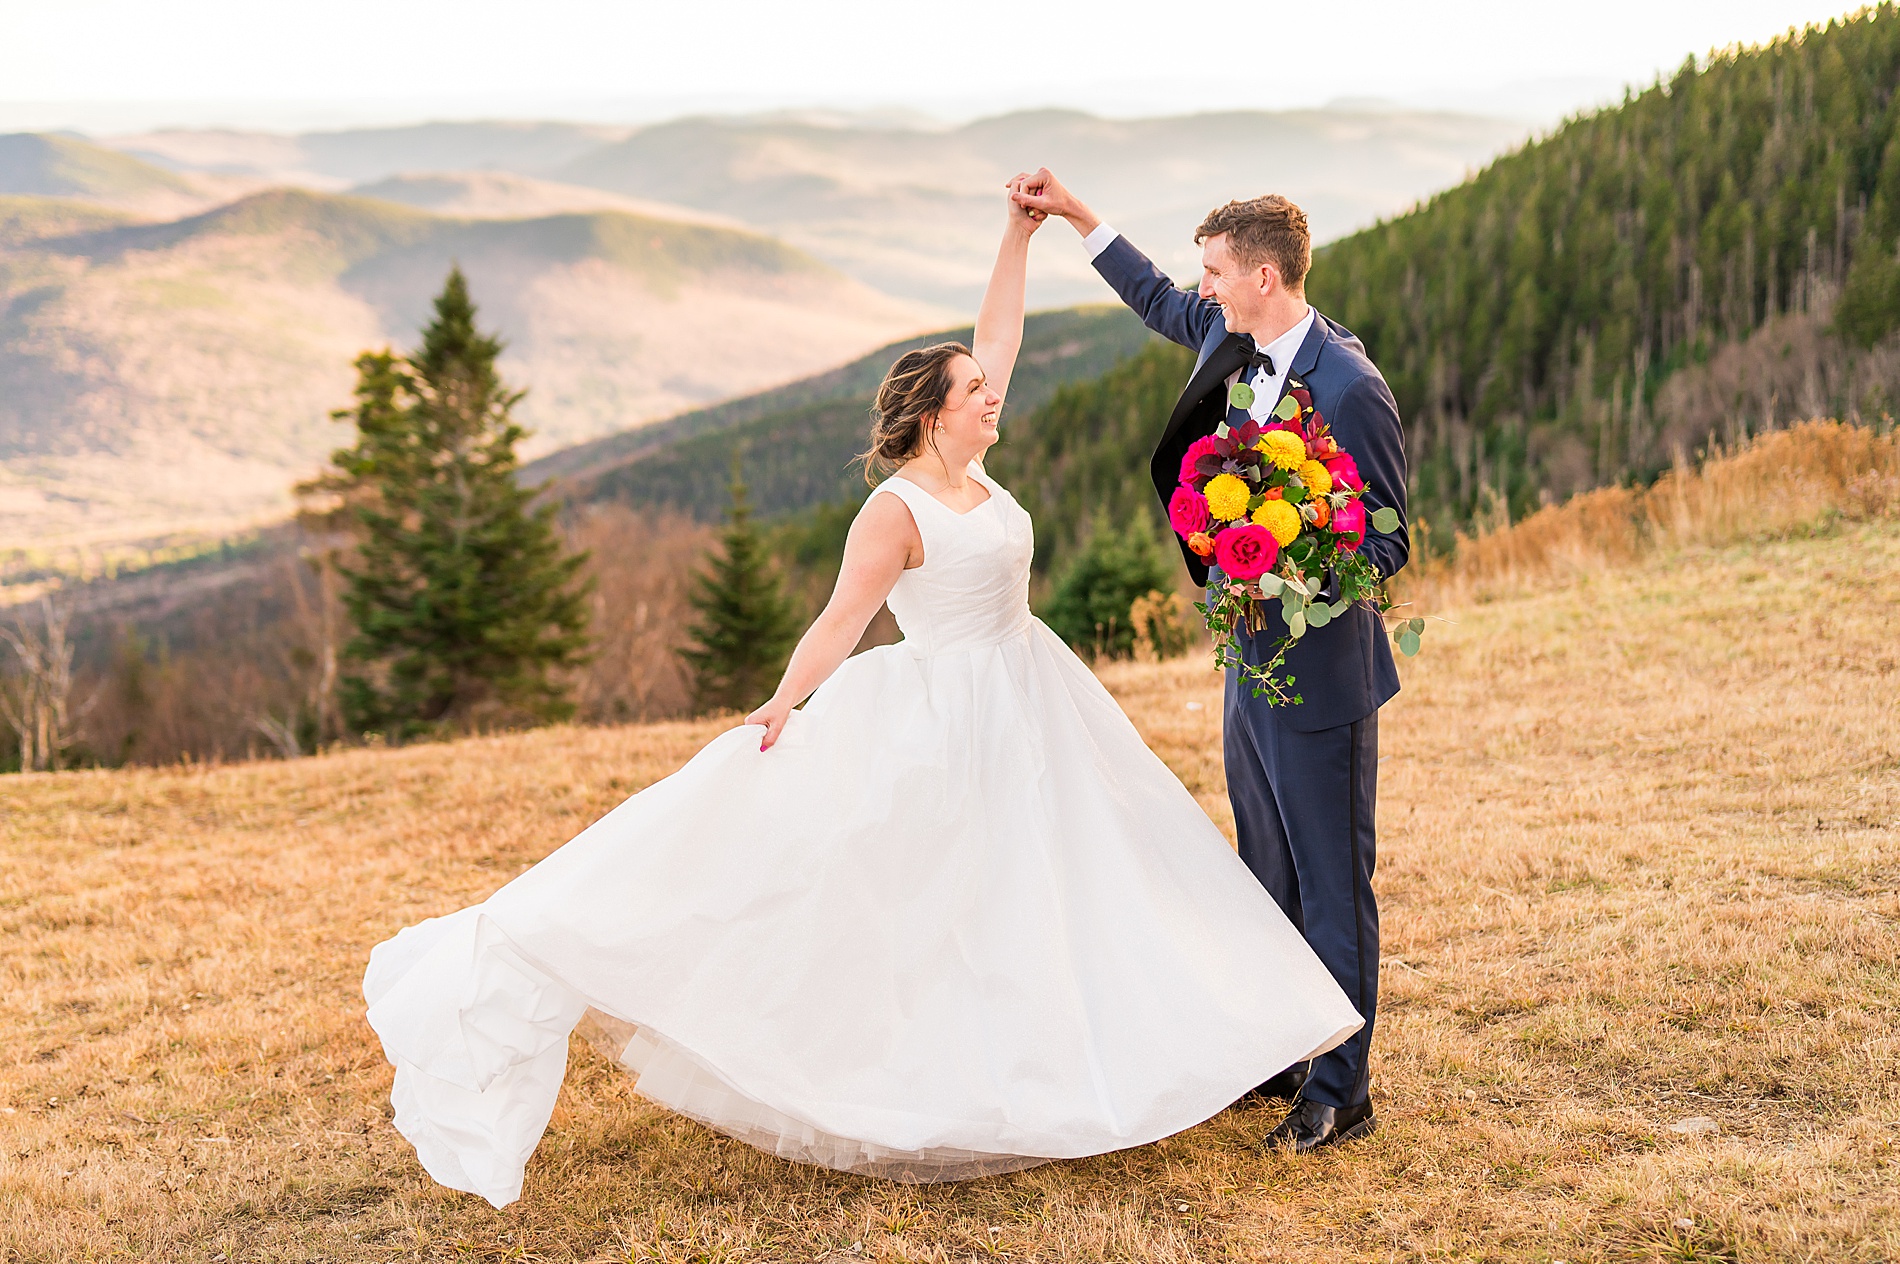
[1308,5,1900,526]
[557,306,1154,520]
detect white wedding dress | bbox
[364,464,1361,1207]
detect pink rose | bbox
[1178,435,1222,485]
[1168,483,1211,538]
[1330,498,1366,551]
[1324,452,1364,493]
[1214,522,1279,580]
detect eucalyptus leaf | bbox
[1272,394,1300,421]
[1370,506,1401,534]
[1257,574,1285,596]
[1288,610,1308,639]
[1330,600,1350,617]
[1408,616,1425,633]
[1306,603,1333,628]
[1228,382,1256,410]
[1398,629,1421,656]
[1280,589,1304,621]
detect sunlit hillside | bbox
[2,429,1895,1261]
[0,187,936,552]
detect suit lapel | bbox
[1160,331,1250,453]
[1268,312,1331,415]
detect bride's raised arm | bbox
[970,179,1045,406]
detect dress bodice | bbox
[869,466,1035,656]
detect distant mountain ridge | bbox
[102,107,1530,308]
[0,184,935,553]
[0,132,219,219]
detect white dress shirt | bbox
[1082,224,1314,417]
[1237,307,1316,418]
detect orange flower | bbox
[1187,531,1216,557]
[1309,498,1331,528]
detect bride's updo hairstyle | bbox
[858,341,972,484]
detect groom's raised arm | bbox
[1088,233,1224,353]
[1011,168,1222,353]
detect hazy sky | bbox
[0,0,1873,131]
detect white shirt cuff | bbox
[1081,223,1120,261]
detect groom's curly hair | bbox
[858,342,971,484]
[1195,195,1311,292]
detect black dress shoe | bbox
[1259,1097,1377,1154]
[1236,1062,1308,1107]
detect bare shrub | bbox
[0,597,90,771]
[565,504,717,724]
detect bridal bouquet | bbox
[1168,376,1421,705]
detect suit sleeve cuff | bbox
[1081,222,1120,261]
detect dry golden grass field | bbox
[3,425,1898,1262]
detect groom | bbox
[1013,172,1407,1152]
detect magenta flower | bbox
[1324,452,1364,493]
[1178,435,1222,486]
[1214,522,1279,580]
[1168,483,1211,538]
[1330,498,1366,551]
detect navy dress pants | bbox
[1223,675,1380,1110]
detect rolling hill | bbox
[113,120,629,190]
[344,171,740,227]
[105,108,1530,309]
[0,186,937,552]
[0,132,219,219]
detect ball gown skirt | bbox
[364,466,1362,1207]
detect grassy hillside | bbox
[1310,4,1900,528]
[559,305,1156,521]
[0,186,934,553]
[3,508,1895,1259]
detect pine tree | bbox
[317,267,593,739]
[679,466,801,713]
[1041,513,1174,659]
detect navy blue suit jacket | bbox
[1092,233,1409,731]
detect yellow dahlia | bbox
[1203,472,1252,521]
[1298,459,1333,498]
[1252,498,1302,545]
[1256,430,1306,471]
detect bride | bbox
[363,183,1362,1208]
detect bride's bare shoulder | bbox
[857,482,922,534]
[854,482,925,566]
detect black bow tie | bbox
[1246,344,1276,375]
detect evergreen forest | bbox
[1307,4,1900,526]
